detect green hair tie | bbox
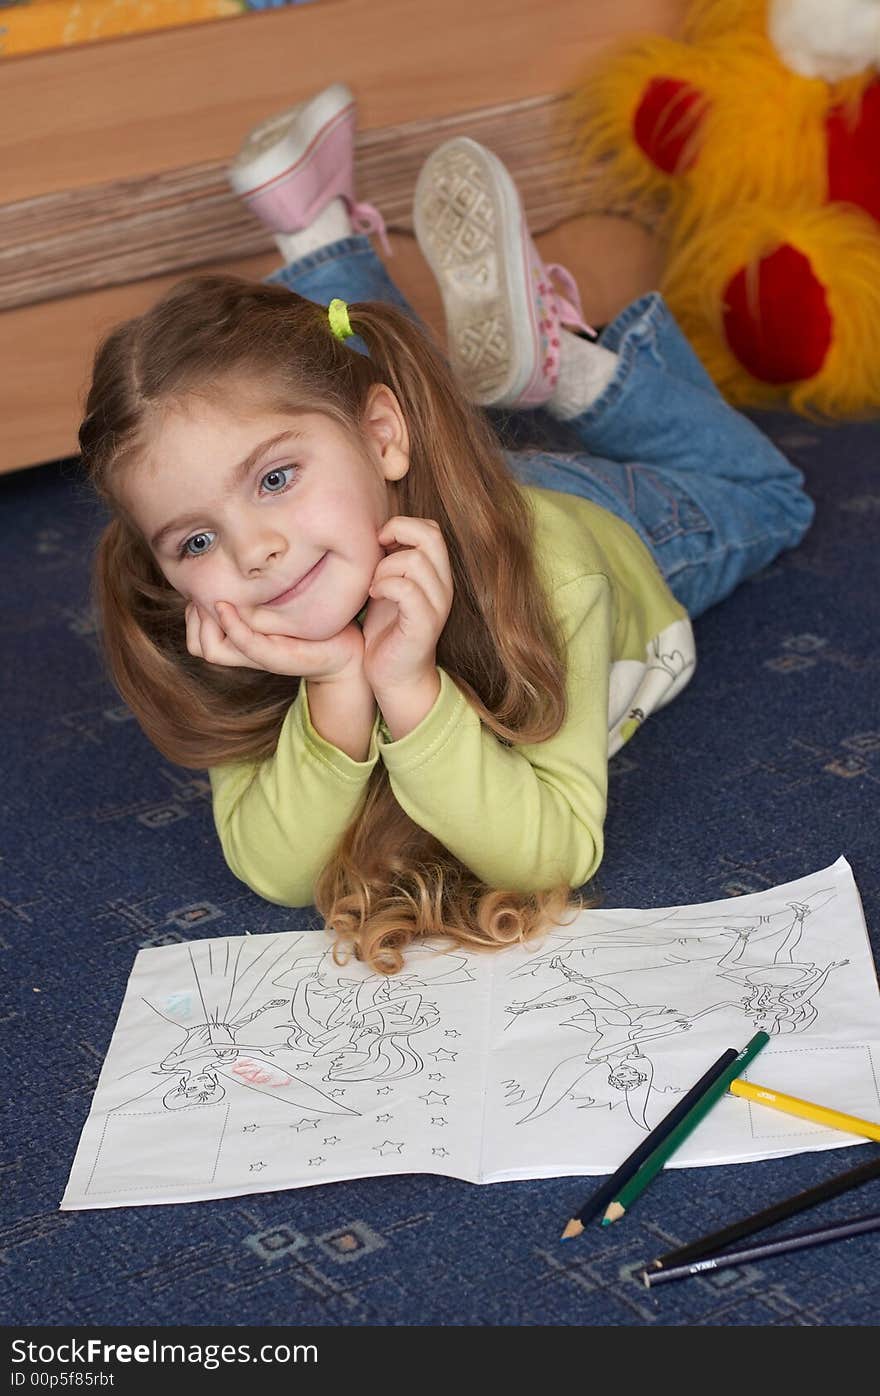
[328,298,353,341]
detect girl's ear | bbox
[361,383,410,481]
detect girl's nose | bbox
[231,518,288,574]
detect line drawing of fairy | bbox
[511,889,835,968]
[158,997,289,1109]
[504,956,692,1128]
[500,889,846,1127]
[656,902,850,1035]
[273,952,443,1082]
[115,939,474,1123]
[116,937,361,1116]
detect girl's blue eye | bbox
[177,466,298,558]
[180,531,215,559]
[260,464,297,492]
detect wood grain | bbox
[0,95,661,313]
[0,0,683,472]
[0,0,683,200]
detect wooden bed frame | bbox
[0,0,681,473]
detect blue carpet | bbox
[2,410,878,1327]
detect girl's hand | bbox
[362,516,453,697]
[184,600,364,684]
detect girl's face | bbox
[121,383,410,640]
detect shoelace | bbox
[351,200,393,257]
[544,262,597,339]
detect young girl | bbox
[78,83,813,975]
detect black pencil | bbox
[641,1211,880,1288]
[560,1047,738,1240]
[644,1151,880,1271]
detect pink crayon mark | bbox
[231,1058,292,1087]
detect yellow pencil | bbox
[729,1079,880,1141]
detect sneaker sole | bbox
[413,137,538,407]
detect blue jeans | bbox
[266,237,814,618]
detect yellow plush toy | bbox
[571,0,880,417]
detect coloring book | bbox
[62,857,880,1209]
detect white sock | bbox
[274,197,353,263]
[547,330,619,419]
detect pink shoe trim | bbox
[514,236,555,408]
[544,262,596,337]
[243,101,356,199]
[513,254,597,408]
[244,105,358,235]
[240,103,390,253]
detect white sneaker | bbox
[228,82,389,253]
[414,136,592,407]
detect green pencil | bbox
[601,1030,770,1225]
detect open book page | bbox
[480,857,880,1179]
[61,857,880,1209]
[61,938,493,1209]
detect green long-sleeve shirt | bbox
[208,485,696,905]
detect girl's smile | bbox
[263,551,329,606]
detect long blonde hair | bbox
[79,273,589,972]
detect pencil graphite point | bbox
[561,1219,584,1240]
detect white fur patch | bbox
[768,0,880,79]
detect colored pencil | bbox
[641,1211,880,1288]
[645,1151,880,1272]
[729,1079,880,1142]
[560,1048,739,1239]
[601,1030,770,1225]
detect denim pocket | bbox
[615,462,713,547]
[507,450,712,550]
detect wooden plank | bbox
[0,0,684,470]
[0,94,660,312]
[0,0,683,200]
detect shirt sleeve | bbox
[208,681,382,907]
[377,573,612,892]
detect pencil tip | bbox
[560,1219,583,1240]
[602,1202,625,1225]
